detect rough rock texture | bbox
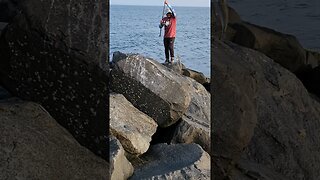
[213,38,320,180]
[129,143,210,180]
[172,78,211,153]
[0,0,108,158]
[182,68,209,85]
[110,93,157,155]
[0,101,108,179]
[227,22,307,73]
[110,136,134,180]
[111,52,192,127]
[163,62,185,75]
[111,52,210,153]
[213,40,258,178]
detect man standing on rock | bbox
[159,0,176,64]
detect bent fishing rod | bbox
[159,0,166,37]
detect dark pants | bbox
[164,37,175,60]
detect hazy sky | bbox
[110,0,210,7]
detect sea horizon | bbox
[110,4,210,8]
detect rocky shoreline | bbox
[109,52,211,179]
[1,0,320,179]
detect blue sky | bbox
[110,0,210,7]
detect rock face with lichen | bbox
[0,0,108,159]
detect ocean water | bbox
[229,0,320,51]
[110,5,210,76]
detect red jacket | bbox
[162,17,176,38]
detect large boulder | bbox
[227,22,307,73]
[111,52,211,153]
[0,0,108,158]
[129,143,210,180]
[109,136,134,180]
[212,39,258,178]
[0,101,108,179]
[171,78,211,153]
[182,68,209,85]
[110,93,157,155]
[110,52,192,127]
[213,38,320,180]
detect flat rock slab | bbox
[129,143,210,180]
[111,52,192,127]
[0,101,108,179]
[110,93,157,155]
[110,136,134,180]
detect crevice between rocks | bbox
[150,119,182,145]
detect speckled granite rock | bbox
[110,52,191,127]
[0,0,108,159]
[111,52,210,131]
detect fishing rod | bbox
[159,0,166,37]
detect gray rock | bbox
[306,50,320,69]
[110,136,134,180]
[111,53,192,127]
[162,62,185,74]
[213,38,320,180]
[0,101,108,179]
[182,68,209,84]
[129,143,210,180]
[110,93,157,155]
[212,39,258,178]
[227,22,306,73]
[172,78,211,153]
[0,0,108,159]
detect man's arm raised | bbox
[165,0,176,17]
